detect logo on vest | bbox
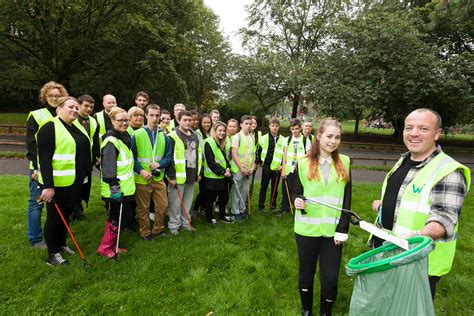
[412,183,425,194]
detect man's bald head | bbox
[103,94,117,113]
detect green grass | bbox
[0,112,28,125]
[0,176,472,314]
[0,151,26,159]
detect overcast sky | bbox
[203,0,253,54]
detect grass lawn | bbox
[0,176,472,314]
[0,112,28,125]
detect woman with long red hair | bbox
[291,118,352,316]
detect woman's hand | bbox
[372,200,382,213]
[294,198,305,210]
[40,188,55,203]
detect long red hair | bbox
[306,118,349,182]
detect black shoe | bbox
[258,207,264,212]
[302,310,313,316]
[45,253,69,266]
[141,235,154,242]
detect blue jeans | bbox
[27,169,44,245]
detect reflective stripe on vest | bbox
[284,137,307,174]
[88,116,98,140]
[168,130,202,184]
[37,117,89,187]
[133,128,166,184]
[381,152,470,276]
[100,136,135,197]
[294,155,350,237]
[203,138,226,179]
[28,108,54,170]
[230,132,255,173]
[96,111,106,142]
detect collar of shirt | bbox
[319,156,332,165]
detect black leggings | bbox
[44,201,73,254]
[204,189,229,222]
[296,234,342,301]
[281,172,298,212]
[107,201,133,229]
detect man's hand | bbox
[169,179,177,188]
[224,168,231,177]
[31,169,38,181]
[372,200,381,213]
[240,167,248,176]
[140,169,152,181]
[281,170,287,179]
[149,162,160,170]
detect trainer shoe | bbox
[233,214,243,222]
[61,245,75,255]
[45,253,69,267]
[220,217,233,224]
[31,241,47,250]
[170,229,179,236]
[209,219,217,225]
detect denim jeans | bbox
[27,169,44,245]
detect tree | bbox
[242,0,347,118]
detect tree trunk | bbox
[354,115,360,139]
[292,97,299,119]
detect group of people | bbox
[26,81,469,315]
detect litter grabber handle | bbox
[300,196,362,225]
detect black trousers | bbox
[204,189,229,222]
[44,200,73,254]
[295,234,342,301]
[258,164,279,210]
[108,201,133,229]
[193,182,206,212]
[281,171,298,213]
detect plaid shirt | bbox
[390,145,468,240]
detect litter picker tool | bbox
[283,178,294,215]
[175,186,194,232]
[301,197,409,250]
[115,200,123,259]
[53,201,92,269]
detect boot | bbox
[109,221,128,254]
[97,221,116,258]
[320,297,334,316]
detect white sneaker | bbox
[210,219,217,224]
[149,213,155,221]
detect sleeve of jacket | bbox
[336,169,352,234]
[26,115,40,169]
[205,142,226,176]
[91,123,100,165]
[101,142,119,186]
[158,133,173,169]
[290,164,304,205]
[165,136,176,180]
[36,122,55,188]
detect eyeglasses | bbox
[114,119,129,124]
[47,94,62,99]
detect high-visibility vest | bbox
[203,137,227,179]
[283,136,307,174]
[168,130,202,184]
[133,128,166,183]
[225,135,232,161]
[37,117,90,187]
[230,132,255,173]
[127,126,134,136]
[259,133,286,171]
[380,152,470,276]
[168,119,176,133]
[84,116,98,141]
[27,108,54,170]
[100,136,135,197]
[95,111,107,142]
[294,155,350,237]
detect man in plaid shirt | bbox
[371,108,470,300]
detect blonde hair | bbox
[306,118,349,182]
[128,106,145,117]
[39,81,68,105]
[56,96,77,108]
[211,121,227,149]
[109,107,127,120]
